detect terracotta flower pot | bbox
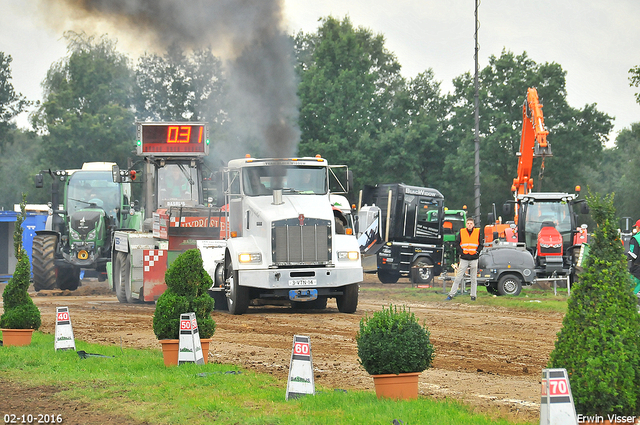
[1,329,35,347]
[160,338,212,366]
[372,372,421,399]
[159,339,180,366]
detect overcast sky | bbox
[1,0,638,144]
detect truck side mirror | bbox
[346,170,353,192]
[487,212,495,224]
[112,165,122,183]
[35,173,44,188]
[580,202,589,215]
[503,203,513,217]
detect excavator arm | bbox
[511,88,552,197]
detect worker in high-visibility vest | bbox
[446,217,484,301]
[625,219,640,302]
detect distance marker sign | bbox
[55,306,75,351]
[286,335,315,400]
[539,368,578,425]
[178,312,204,365]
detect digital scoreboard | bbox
[136,122,209,156]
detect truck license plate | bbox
[289,279,317,286]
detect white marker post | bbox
[54,306,75,351]
[540,368,578,425]
[178,312,204,365]
[285,335,315,400]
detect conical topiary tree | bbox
[549,192,640,416]
[1,194,42,330]
[152,249,216,340]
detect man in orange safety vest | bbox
[446,217,484,301]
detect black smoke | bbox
[40,0,300,159]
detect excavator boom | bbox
[511,88,552,197]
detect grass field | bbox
[0,332,537,425]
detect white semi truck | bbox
[202,156,363,315]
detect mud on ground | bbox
[1,275,562,423]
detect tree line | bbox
[1,17,639,225]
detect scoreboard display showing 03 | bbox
[136,122,209,156]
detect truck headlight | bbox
[338,251,359,261]
[87,229,96,240]
[70,229,80,240]
[238,253,262,263]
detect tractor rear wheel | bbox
[32,235,57,291]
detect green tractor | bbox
[443,207,467,272]
[32,162,142,291]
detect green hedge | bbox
[549,192,640,415]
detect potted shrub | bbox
[1,196,42,346]
[356,304,435,399]
[549,192,640,422]
[153,248,216,365]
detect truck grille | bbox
[272,218,331,265]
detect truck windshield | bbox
[243,166,327,196]
[415,198,443,238]
[523,201,573,247]
[67,171,121,217]
[158,164,199,208]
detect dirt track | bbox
[1,275,562,423]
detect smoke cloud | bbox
[39,0,300,159]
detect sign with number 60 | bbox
[294,342,309,356]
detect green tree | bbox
[0,52,30,152]
[549,192,640,416]
[630,65,640,104]
[0,129,44,210]
[447,50,612,218]
[133,44,226,125]
[32,32,135,170]
[590,123,640,219]
[295,16,406,190]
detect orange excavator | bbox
[484,88,589,282]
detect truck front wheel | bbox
[411,258,434,285]
[32,235,57,291]
[336,283,358,313]
[378,270,399,284]
[226,262,249,315]
[498,274,522,296]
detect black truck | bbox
[359,183,444,285]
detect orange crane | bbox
[511,87,552,201]
[485,87,552,242]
